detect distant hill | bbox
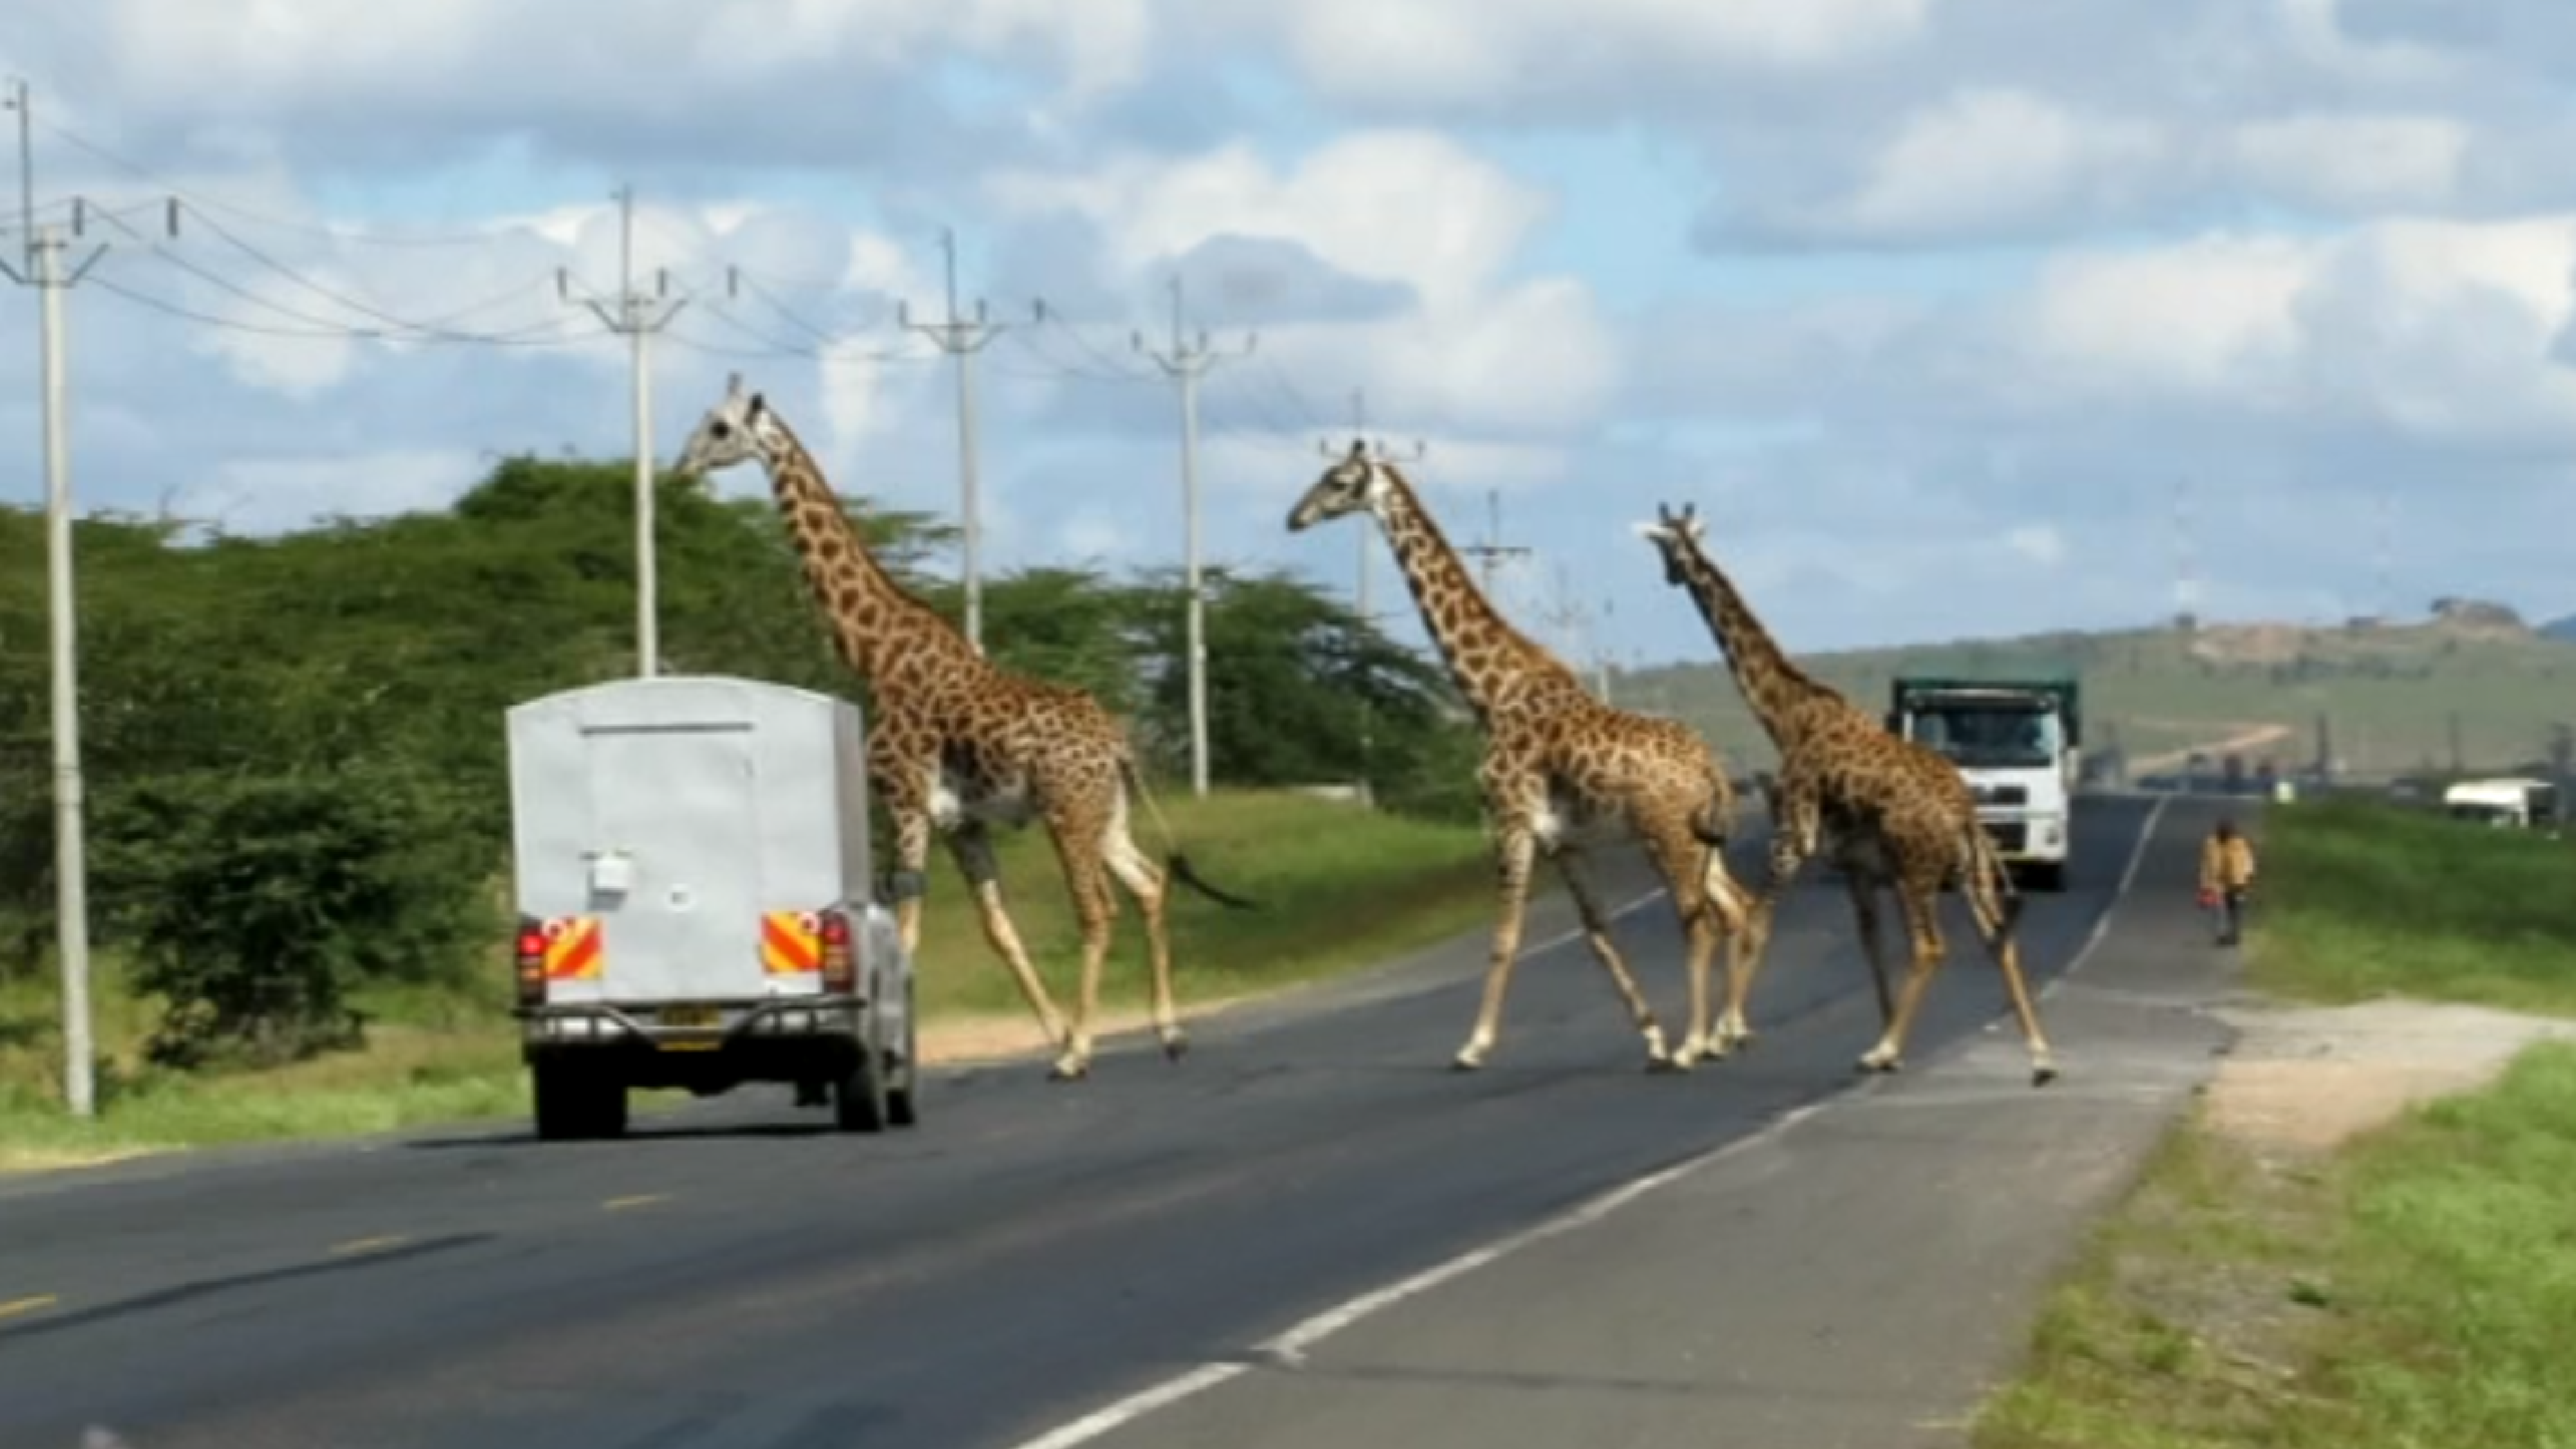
[2544,615,2576,643]
[1624,612,2576,783]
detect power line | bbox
[0,76,110,1122]
[1459,487,1531,599]
[556,184,688,679]
[896,228,1009,656]
[1133,273,1256,799]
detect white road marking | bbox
[996,1100,1834,1449]
[1003,1363,1252,1449]
[1000,799,2172,1449]
[2038,794,2168,1001]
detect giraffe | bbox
[1633,501,2059,1086]
[670,374,1257,1082]
[1286,440,1754,1072]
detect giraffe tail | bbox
[1689,775,1736,848]
[1964,818,2027,943]
[1119,755,1262,911]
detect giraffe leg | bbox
[945,823,1071,1068]
[1044,811,1121,1083]
[889,806,934,960]
[1846,872,1897,1030]
[1712,804,1816,1057]
[1643,824,1732,1068]
[1965,855,2058,1086]
[1454,822,1541,1072]
[1858,880,1946,1075]
[1099,804,1186,1063]
[1552,846,1676,1072]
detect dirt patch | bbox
[2201,997,2576,1154]
[2128,720,2295,777]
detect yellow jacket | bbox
[2200,833,2256,893]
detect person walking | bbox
[2198,817,2257,945]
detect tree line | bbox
[0,457,1481,1067]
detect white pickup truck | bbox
[504,676,921,1141]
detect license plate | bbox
[661,1004,720,1029]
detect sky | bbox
[5,0,2576,673]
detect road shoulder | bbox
[1073,800,2237,1449]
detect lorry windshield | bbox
[1909,705,2061,769]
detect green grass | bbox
[1973,788,2576,1449]
[2251,796,2576,1017]
[1975,1043,2576,1449]
[0,788,1496,1170]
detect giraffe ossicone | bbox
[1633,499,2060,1087]
[668,377,1258,1085]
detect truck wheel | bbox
[533,1060,624,1141]
[834,1044,889,1134]
[887,979,919,1129]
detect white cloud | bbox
[1221,0,1929,108]
[990,131,1551,308]
[13,0,2576,665]
[2228,113,2470,211]
[1816,90,2170,243]
[177,448,484,535]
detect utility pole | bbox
[560,185,686,677]
[1134,274,1255,799]
[1,79,109,1119]
[898,229,1008,654]
[1459,488,1530,599]
[1535,564,1614,700]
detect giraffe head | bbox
[1633,500,1707,587]
[1285,437,1391,532]
[672,372,788,480]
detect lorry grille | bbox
[1974,783,2030,806]
[1981,820,2029,853]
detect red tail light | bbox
[819,908,856,994]
[513,918,547,1005]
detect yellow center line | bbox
[603,1193,669,1211]
[328,1235,410,1258]
[0,1294,60,1321]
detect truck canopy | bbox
[506,676,875,1005]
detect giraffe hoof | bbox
[1857,1054,1902,1075]
[1450,1050,1486,1073]
[1161,1034,1189,1064]
[1647,1054,1691,1075]
[2032,1061,2060,1088]
[1048,1057,1092,1083]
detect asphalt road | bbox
[0,795,2170,1449]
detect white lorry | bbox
[1886,674,2081,893]
[2441,776,2561,833]
[504,676,921,1141]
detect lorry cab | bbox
[1886,676,2079,892]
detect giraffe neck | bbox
[1672,542,1831,748]
[759,420,974,685]
[1371,469,1569,719]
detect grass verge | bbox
[1974,1042,2576,1449]
[2248,795,2576,1016]
[1975,793,2576,1448]
[0,788,1497,1171]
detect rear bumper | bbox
[515,995,878,1086]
